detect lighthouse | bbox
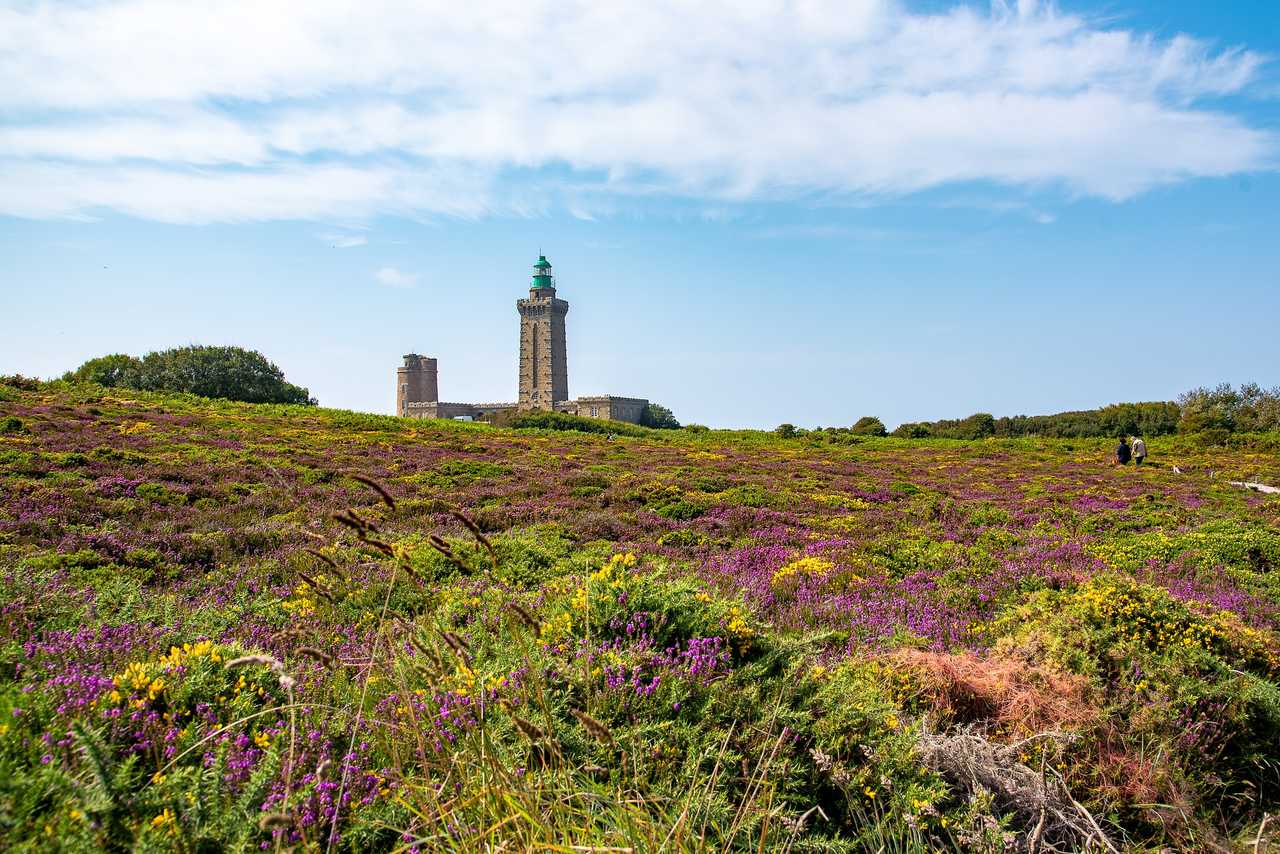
[516,255,570,410]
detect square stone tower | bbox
[517,255,569,409]
[396,354,438,416]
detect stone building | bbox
[398,255,650,424]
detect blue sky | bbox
[2,0,1278,429]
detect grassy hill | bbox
[2,380,1279,852]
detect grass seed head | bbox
[227,654,281,670]
[345,508,378,533]
[571,708,613,744]
[303,547,340,571]
[350,474,396,509]
[507,602,539,631]
[332,512,365,533]
[440,631,473,663]
[294,569,336,603]
[513,716,546,741]
[294,646,335,668]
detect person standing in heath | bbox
[1132,436,1147,466]
[1115,437,1131,465]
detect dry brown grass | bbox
[891,649,1099,735]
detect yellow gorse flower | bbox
[725,605,755,653]
[545,554,638,643]
[110,641,227,707]
[770,556,835,589]
[451,664,477,697]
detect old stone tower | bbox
[516,256,569,410]
[396,354,437,417]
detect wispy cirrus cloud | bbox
[0,0,1274,223]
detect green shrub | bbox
[991,576,1279,680]
[89,446,148,465]
[717,483,779,508]
[657,528,708,547]
[510,411,652,438]
[135,482,186,506]
[850,416,887,436]
[891,422,931,439]
[0,374,41,391]
[66,345,315,406]
[414,458,510,488]
[640,402,680,429]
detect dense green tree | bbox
[955,412,996,439]
[850,416,887,436]
[891,422,931,439]
[66,346,315,406]
[64,354,142,388]
[774,423,798,439]
[640,402,681,429]
[1179,382,1280,434]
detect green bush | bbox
[509,411,651,438]
[65,346,315,406]
[0,374,41,391]
[639,403,681,429]
[135,482,187,506]
[891,422,932,439]
[850,416,887,436]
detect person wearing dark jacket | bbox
[1115,437,1131,465]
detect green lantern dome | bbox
[531,255,555,289]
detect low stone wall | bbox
[404,401,519,420]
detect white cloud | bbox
[319,232,369,248]
[0,161,493,224]
[0,0,1274,222]
[374,266,419,288]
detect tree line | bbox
[891,401,1182,439]
[775,383,1280,440]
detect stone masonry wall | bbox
[517,288,569,410]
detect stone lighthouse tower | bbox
[517,255,569,410]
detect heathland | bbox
[2,378,1279,852]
